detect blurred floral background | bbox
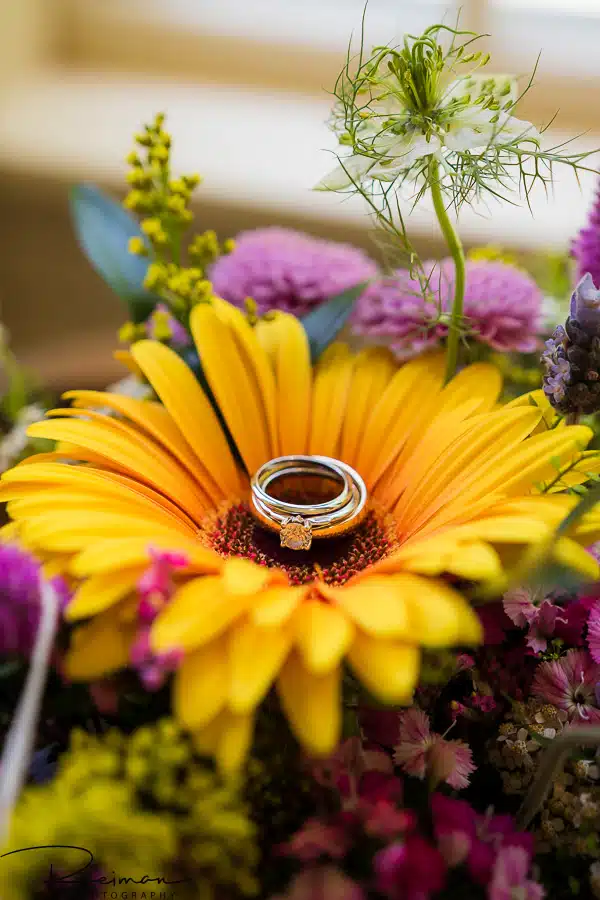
[0,0,599,389]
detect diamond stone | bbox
[280,516,312,551]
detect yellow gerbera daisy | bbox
[2,297,600,772]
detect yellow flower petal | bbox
[277,651,341,755]
[293,600,354,673]
[64,390,225,505]
[443,541,503,581]
[151,576,248,652]
[131,340,241,497]
[19,511,188,555]
[192,708,255,774]
[396,406,542,530]
[70,537,221,578]
[26,416,208,523]
[553,537,599,581]
[216,710,255,774]
[255,311,312,454]
[212,297,279,457]
[399,574,483,647]
[66,607,136,679]
[229,620,292,713]
[320,577,410,637]
[0,462,200,531]
[65,569,143,621]
[174,635,229,729]
[438,362,502,413]
[222,557,276,595]
[189,303,270,472]
[251,585,306,627]
[347,631,419,704]
[357,353,445,488]
[309,343,354,457]
[340,347,396,467]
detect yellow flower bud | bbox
[150,310,173,342]
[169,178,188,197]
[141,218,163,237]
[223,238,235,254]
[128,236,147,256]
[118,321,141,344]
[126,151,142,167]
[149,145,170,164]
[144,262,168,291]
[123,190,146,211]
[166,195,186,214]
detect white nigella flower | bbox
[317,68,539,192]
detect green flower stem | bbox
[428,159,466,383]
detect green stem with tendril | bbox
[428,158,466,383]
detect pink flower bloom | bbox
[374,837,446,900]
[533,648,600,723]
[556,594,597,646]
[354,258,542,357]
[431,794,534,887]
[428,738,476,790]
[503,587,536,628]
[502,588,565,653]
[393,709,431,779]
[362,800,414,841]
[273,867,365,900]
[129,625,183,691]
[311,736,393,806]
[588,600,600,663]
[471,694,497,714]
[394,709,476,790]
[284,819,349,862]
[137,547,189,622]
[488,846,545,900]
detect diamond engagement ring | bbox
[250,455,367,550]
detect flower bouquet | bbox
[2,15,600,900]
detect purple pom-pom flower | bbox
[354,258,542,358]
[0,543,69,657]
[210,227,378,317]
[572,178,600,289]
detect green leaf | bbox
[301,282,367,362]
[69,184,159,324]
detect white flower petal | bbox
[314,154,377,191]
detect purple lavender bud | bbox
[542,273,600,415]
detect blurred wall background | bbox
[0,0,599,388]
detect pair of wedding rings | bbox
[250,455,367,551]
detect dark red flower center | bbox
[207,501,396,585]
